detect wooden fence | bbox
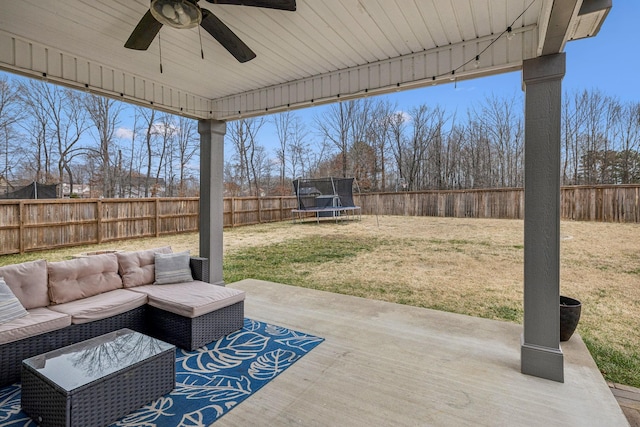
[0,196,298,255]
[356,188,524,219]
[1,185,639,255]
[356,185,640,222]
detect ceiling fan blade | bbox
[204,0,296,12]
[125,10,163,50]
[200,8,256,63]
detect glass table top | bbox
[22,329,174,392]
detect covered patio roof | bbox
[0,0,612,383]
[0,0,608,120]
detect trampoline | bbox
[292,177,361,223]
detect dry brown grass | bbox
[222,216,640,385]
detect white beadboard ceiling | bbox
[0,0,610,120]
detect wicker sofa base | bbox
[1,300,245,387]
[0,306,148,387]
[147,301,245,351]
[0,327,69,388]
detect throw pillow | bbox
[154,251,193,285]
[117,246,173,288]
[0,276,29,324]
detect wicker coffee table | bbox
[21,328,175,427]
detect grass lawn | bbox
[2,215,639,387]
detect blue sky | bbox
[389,0,639,111]
[366,1,639,111]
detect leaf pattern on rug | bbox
[112,397,174,427]
[265,323,291,336]
[0,319,323,427]
[177,404,225,427]
[0,384,21,422]
[179,331,269,374]
[276,332,325,351]
[175,373,252,402]
[248,349,298,380]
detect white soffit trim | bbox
[0,29,214,120]
[212,25,539,121]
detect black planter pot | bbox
[560,296,582,341]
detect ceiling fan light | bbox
[161,4,177,20]
[150,0,201,29]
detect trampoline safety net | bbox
[293,177,357,210]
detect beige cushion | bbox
[117,246,172,288]
[0,307,71,345]
[0,277,28,324]
[48,289,147,324]
[154,251,193,285]
[48,253,123,304]
[130,282,245,318]
[0,259,49,309]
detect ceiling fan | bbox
[125,0,296,63]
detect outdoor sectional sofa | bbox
[0,247,245,387]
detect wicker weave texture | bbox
[148,301,244,350]
[20,365,70,427]
[189,257,209,283]
[66,305,148,343]
[0,328,70,387]
[21,346,175,427]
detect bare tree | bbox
[287,117,309,180]
[17,80,55,183]
[472,94,523,188]
[19,80,89,196]
[136,106,157,197]
[0,76,23,186]
[400,104,447,190]
[462,116,493,189]
[315,101,354,178]
[580,90,608,184]
[444,125,466,189]
[84,95,123,197]
[562,90,586,184]
[153,113,178,196]
[615,102,640,183]
[367,100,396,191]
[174,116,198,196]
[389,110,409,190]
[227,117,265,196]
[600,97,622,184]
[272,111,294,191]
[348,98,374,182]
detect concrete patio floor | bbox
[221,279,628,426]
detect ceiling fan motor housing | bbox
[150,0,202,29]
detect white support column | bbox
[521,53,565,382]
[198,119,226,286]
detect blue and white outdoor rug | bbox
[0,319,324,426]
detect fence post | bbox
[231,197,235,227]
[258,196,262,224]
[96,200,103,244]
[18,201,24,254]
[155,198,160,237]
